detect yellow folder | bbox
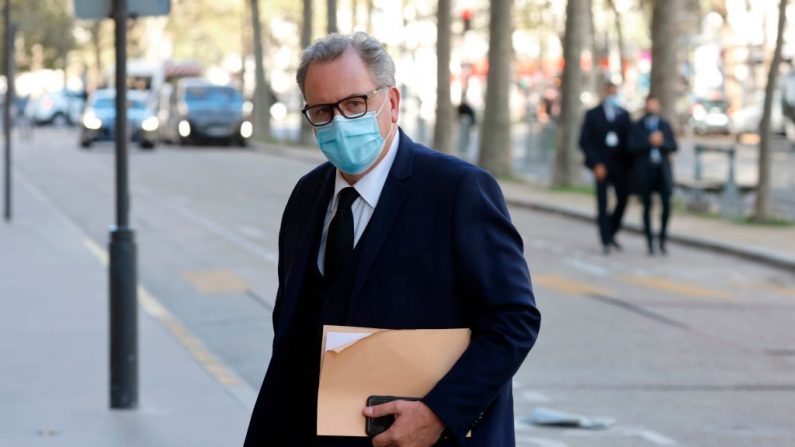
[317,325,470,437]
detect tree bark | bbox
[650,0,681,126]
[433,0,453,154]
[478,0,513,177]
[327,0,338,34]
[606,0,626,83]
[552,0,589,187]
[755,0,788,220]
[300,0,315,145]
[249,0,271,140]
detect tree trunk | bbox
[478,0,513,177]
[606,0,626,82]
[327,0,338,33]
[433,0,453,154]
[552,0,589,187]
[755,0,788,221]
[650,0,681,126]
[301,0,315,145]
[366,0,374,33]
[90,21,103,91]
[249,0,271,140]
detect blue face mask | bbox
[315,93,392,175]
[606,94,623,108]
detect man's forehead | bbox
[303,49,378,103]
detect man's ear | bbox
[389,87,401,123]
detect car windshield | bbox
[184,86,241,103]
[699,99,728,111]
[92,97,147,110]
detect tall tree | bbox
[755,0,788,220]
[433,0,453,153]
[327,0,338,33]
[301,0,315,145]
[606,0,626,83]
[249,0,271,140]
[649,0,681,125]
[552,0,590,187]
[478,0,513,176]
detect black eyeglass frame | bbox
[301,86,388,127]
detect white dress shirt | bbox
[316,132,400,275]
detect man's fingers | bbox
[371,430,396,447]
[364,400,401,418]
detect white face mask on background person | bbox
[315,91,394,175]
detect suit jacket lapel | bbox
[277,164,335,340]
[347,129,415,316]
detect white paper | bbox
[325,331,372,353]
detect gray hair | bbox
[296,32,396,97]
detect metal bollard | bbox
[720,146,742,219]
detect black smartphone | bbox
[365,395,421,438]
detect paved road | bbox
[12,127,795,446]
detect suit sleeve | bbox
[578,111,600,169]
[422,168,541,442]
[661,122,678,154]
[627,122,649,155]
[271,176,305,343]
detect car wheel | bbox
[140,141,155,150]
[80,140,92,149]
[52,113,67,127]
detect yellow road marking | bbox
[183,269,249,295]
[534,273,613,296]
[81,238,240,386]
[621,275,729,299]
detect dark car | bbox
[80,89,158,149]
[158,78,252,146]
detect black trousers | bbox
[595,175,629,247]
[640,167,671,250]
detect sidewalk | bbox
[0,177,251,446]
[258,140,795,273]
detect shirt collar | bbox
[332,130,400,208]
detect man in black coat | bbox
[628,95,678,255]
[578,82,633,254]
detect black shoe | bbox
[647,246,655,256]
[609,240,623,252]
[602,245,610,255]
[659,243,668,255]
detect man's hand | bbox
[364,400,445,447]
[593,163,607,182]
[649,130,664,147]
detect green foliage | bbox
[3,0,75,72]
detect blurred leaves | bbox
[3,0,75,72]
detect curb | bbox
[252,140,795,274]
[505,196,795,274]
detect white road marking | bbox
[515,435,569,447]
[519,390,551,403]
[565,258,609,277]
[618,428,678,446]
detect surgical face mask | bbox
[315,91,393,175]
[606,94,622,108]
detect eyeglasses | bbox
[302,86,387,127]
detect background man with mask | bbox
[578,82,633,255]
[243,32,541,447]
[628,95,678,256]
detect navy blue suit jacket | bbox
[244,129,541,446]
[578,104,633,176]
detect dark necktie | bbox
[324,187,359,283]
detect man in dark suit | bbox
[243,32,541,447]
[578,82,633,254]
[628,95,678,255]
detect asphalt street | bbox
[10,127,795,447]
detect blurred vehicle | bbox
[730,91,784,136]
[80,89,158,149]
[158,78,252,146]
[688,97,731,135]
[24,90,86,125]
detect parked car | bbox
[80,89,158,149]
[730,91,785,136]
[688,97,731,135]
[158,78,251,146]
[24,90,86,125]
